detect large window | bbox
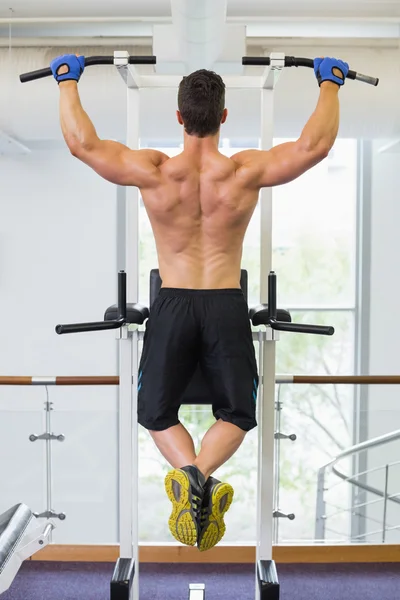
[274,139,358,542]
[138,139,358,543]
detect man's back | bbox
[141,149,259,289]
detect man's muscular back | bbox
[57,58,345,292]
[141,149,259,289]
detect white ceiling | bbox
[2,0,400,19]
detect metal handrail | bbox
[315,429,400,540]
[328,459,400,489]
[322,429,400,471]
[331,465,400,506]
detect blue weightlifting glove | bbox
[314,57,349,87]
[50,54,85,84]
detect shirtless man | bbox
[51,54,349,552]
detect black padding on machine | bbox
[257,560,280,599]
[0,504,33,574]
[110,558,135,600]
[149,269,248,307]
[104,304,149,325]
[249,305,292,326]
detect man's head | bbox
[177,69,227,138]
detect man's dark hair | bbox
[178,69,226,138]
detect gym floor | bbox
[2,562,399,599]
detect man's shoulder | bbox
[230,149,260,167]
[137,149,171,167]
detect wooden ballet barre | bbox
[276,375,400,385]
[0,376,119,386]
[1,375,400,386]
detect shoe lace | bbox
[200,506,208,526]
[191,494,202,519]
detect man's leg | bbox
[194,419,246,480]
[150,423,197,467]
[197,290,259,551]
[137,290,201,547]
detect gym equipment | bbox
[0,505,54,595]
[242,56,379,87]
[54,267,331,600]
[1,47,378,599]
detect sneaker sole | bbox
[198,482,234,552]
[165,469,198,547]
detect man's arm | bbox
[233,58,348,189]
[58,80,168,187]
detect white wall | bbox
[365,140,400,542]
[0,149,119,543]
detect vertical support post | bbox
[315,468,327,541]
[125,76,140,303]
[115,51,141,600]
[45,395,53,540]
[256,84,275,592]
[116,186,127,273]
[118,326,134,559]
[126,64,140,600]
[117,326,138,600]
[259,89,274,304]
[382,464,389,544]
[256,54,284,600]
[273,388,282,545]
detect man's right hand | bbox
[50,54,85,84]
[314,57,349,87]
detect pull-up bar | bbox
[19,55,157,83]
[242,56,379,87]
[1,375,399,386]
[19,54,379,87]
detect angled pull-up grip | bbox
[242,55,379,87]
[20,55,157,83]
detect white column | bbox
[115,52,140,600]
[126,80,140,302]
[118,326,135,559]
[256,86,275,570]
[125,72,140,600]
[255,54,284,598]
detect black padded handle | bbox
[267,271,334,336]
[20,55,156,83]
[269,318,334,336]
[56,319,125,335]
[56,271,128,335]
[242,56,379,87]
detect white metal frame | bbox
[114,51,285,600]
[115,51,141,600]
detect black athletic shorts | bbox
[137,288,258,432]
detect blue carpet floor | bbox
[2,562,399,600]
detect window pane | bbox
[276,311,355,543]
[273,139,357,307]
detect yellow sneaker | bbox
[198,477,234,552]
[164,465,205,547]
